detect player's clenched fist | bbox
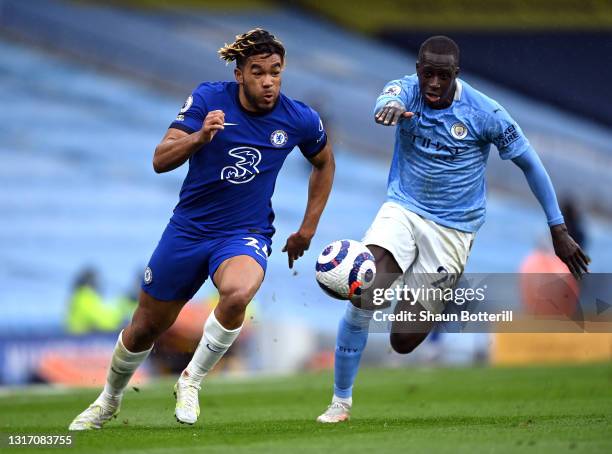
[198,110,225,143]
[374,100,414,126]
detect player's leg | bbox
[318,202,418,423]
[317,245,403,423]
[175,236,268,424]
[69,291,188,430]
[389,297,435,354]
[181,255,263,382]
[69,221,209,430]
[389,213,474,354]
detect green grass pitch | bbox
[1,363,611,453]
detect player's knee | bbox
[390,333,421,355]
[129,315,169,345]
[218,286,253,318]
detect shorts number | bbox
[431,266,449,289]
[244,237,268,260]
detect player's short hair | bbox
[418,35,460,65]
[218,28,285,68]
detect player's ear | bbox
[455,66,460,77]
[234,67,243,84]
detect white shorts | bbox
[362,201,475,313]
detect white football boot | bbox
[316,401,351,423]
[68,395,121,431]
[174,379,201,424]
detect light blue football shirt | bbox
[375,74,533,233]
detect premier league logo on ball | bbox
[315,239,376,300]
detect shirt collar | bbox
[454,79,463,101]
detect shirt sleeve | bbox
[483,103,532,160]
[512,148,564,226]
[298,107,327,158]
[374,79,410,115]
[169,88,208,134]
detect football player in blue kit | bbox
[317,35,589,423]
[69,28,334,430]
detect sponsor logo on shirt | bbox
[401,131,468,160]
[495,124,520,149]
[221,147,262,184]
[175,114,185,121]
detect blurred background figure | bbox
[112,268,144,317]
[65,267,131,335]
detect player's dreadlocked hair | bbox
[218,28,285,68]
[418,35,460,65]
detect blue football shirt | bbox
[375,74,533,232]
[169,81,326,238]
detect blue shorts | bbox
[141,221,271,301]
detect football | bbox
[315,239,377,300]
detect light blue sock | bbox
[333,303,374,400]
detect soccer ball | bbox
[315,239,376,300]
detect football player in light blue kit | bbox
[317,35,589,423]
[69,29,335,430]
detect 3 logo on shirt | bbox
[270,130,288,147]
[451,122,468,140]
[221,147,262,184]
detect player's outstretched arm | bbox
[152,110,225,173]
[374,101,414,126]
[512,149,590,279]
[283,142,335,269]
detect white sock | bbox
[181,311,242,386]
[332,395,353,407]
[101,330,152,400]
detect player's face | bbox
[235,53,283,113]
[416,52,459,109]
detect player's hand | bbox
[374,101,414,126]
[198,110,225,144]
[282,230,313,269]
[550,224,591,280]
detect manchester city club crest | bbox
[270,130,288,147]
[451,122,468,140]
